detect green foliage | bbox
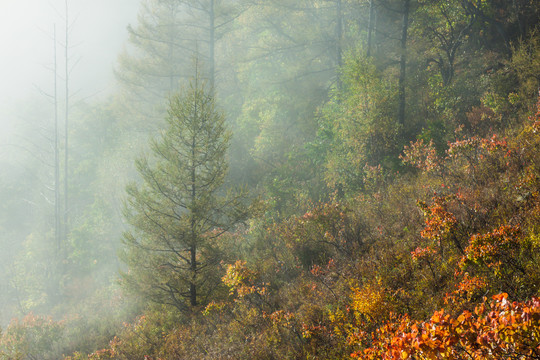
[4,1,540,359]
[510,31,540,113]
[414,0,475,86]
[322,50,400,194]
[0,313,64,360]
[121,70,251,312]
[114,0,189,128]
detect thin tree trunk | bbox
[373,6,378,53]
[64,0,69,247]
[398,0,410,126]
[367,0,375,57]
[336,0,343,91]
[189,128,198,307]
[209,0,215,90]
[54,24,60,262]
[190,142,197,307]
[53,23,62,303]
[168,23,175,92]
[512,0,524,38]
[190,70,199,308]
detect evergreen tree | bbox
[115,0,247,115]
[115,0,189,128]
[121,70,250,311]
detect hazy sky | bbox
[0,0,140,139]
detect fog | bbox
[0,2,350,328]
[0,0,534,358]
[0,1,142,331]
[0,0,139,142]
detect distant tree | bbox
[115,0,248,122]
[115,0,190,127]
[414,0,476,87]
[175,0,250,89]
[121,68,250,311]
[321,51,399,194]
[397,0,411,126]
[226,0,359,212]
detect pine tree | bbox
[115,0,189,128]
[121,70,250,311]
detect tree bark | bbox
[54,24,60,263]
[367,0,375,57]
[398,0,410,126]
[190,73,199,307]
[64,0,69,248]
[336,0,343,90]
[209,0,215,90]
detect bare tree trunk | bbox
[190,69,199,308]
[367,0,375,57]
[52,23,62,304]
[336,0,343,90]
[54,24,60,264]
[190,137,197,307]
[398,0,410,126]
[64,0,69,249]
[209,0,215,90]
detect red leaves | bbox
[400,139,440,172]
[461,225,521,272]
[418,196,457,242]
[447,134,508,158]
[0,313,65,360]
[356,293,540,359]
[411,246,437,264]
[529,90,540,129]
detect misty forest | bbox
[0,0,539,358]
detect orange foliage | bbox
[353,293,540,359]
[400,139,440,172]
[418,196,457,243]
[411,246,437,264]
[461,225,521,271]
[0,313,65,360]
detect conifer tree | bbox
[115,0,189,127]
[121,69,249,311]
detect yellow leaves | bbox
[222,260,258,297]
[202,301,227,316]
[350,282,393,323]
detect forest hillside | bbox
[0,0,539,359]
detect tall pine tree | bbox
[121,69,250,311]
